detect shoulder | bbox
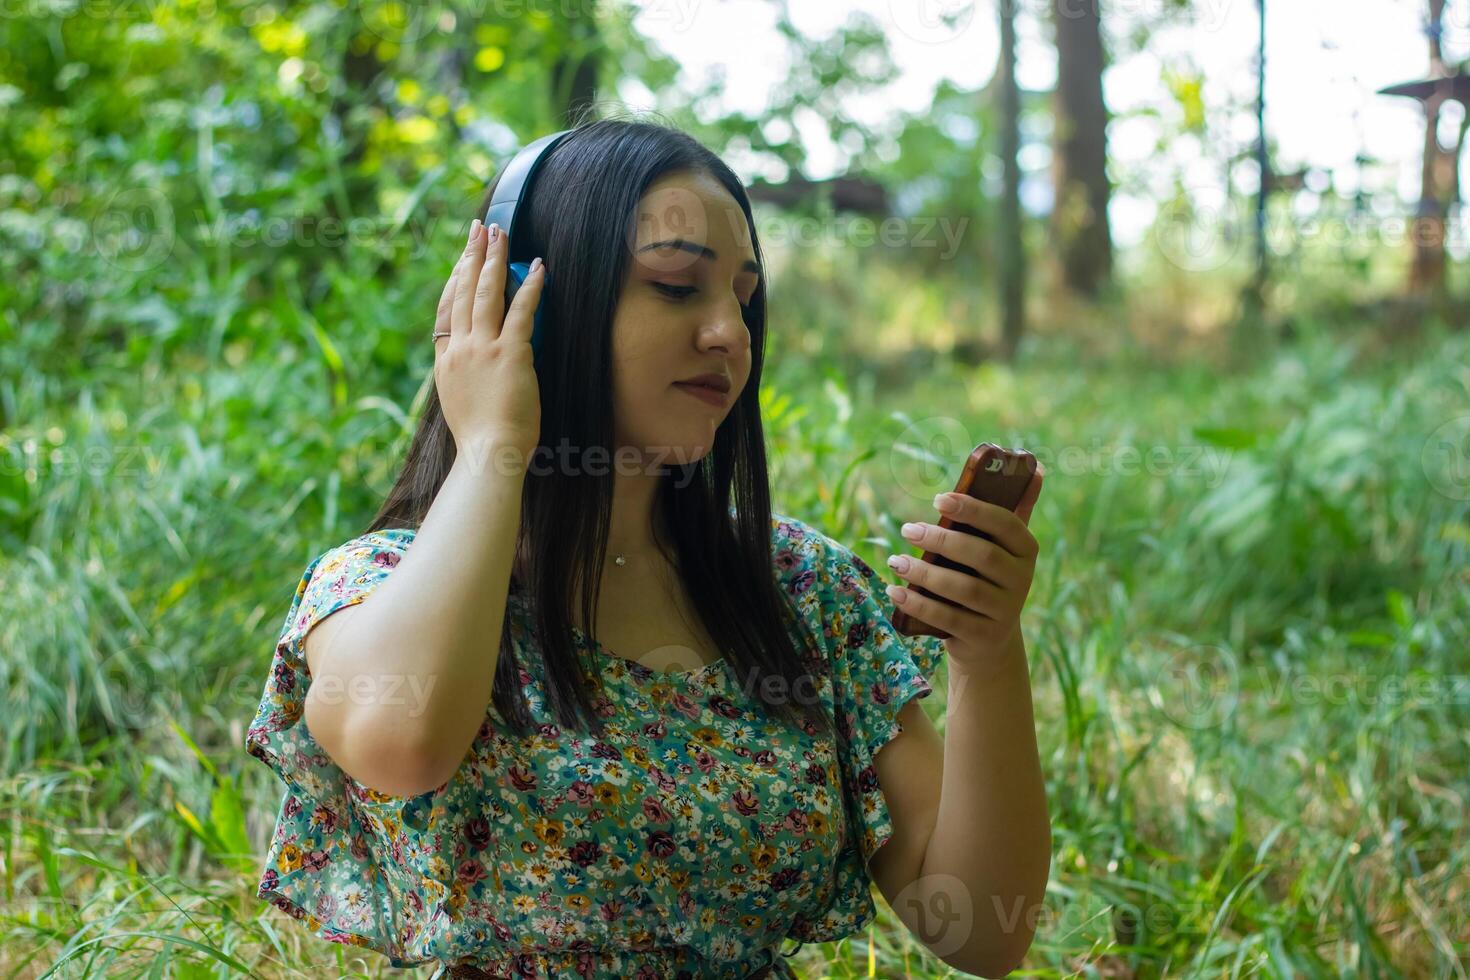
[305,528,417,581]
[769,511,839,572]
[285,528,418,620]
[769,512,881,600]
[770,511,947,682]
[274,528,420,662]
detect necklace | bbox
[609,541,661,568]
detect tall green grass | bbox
[3,246,1467,976]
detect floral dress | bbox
[245,513,947,979]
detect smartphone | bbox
[891,443,1039,639]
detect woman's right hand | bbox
[433,218,546,465]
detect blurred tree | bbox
[0,0,682,388]
[1050,0,1112,299]
[1239,0,1270,339]
[550,0,601,127]
[1377,0,1470,307]
[324,22,391,234]
[658,4,899,189]
[999,0,1026,361]
[1413,0,1453,299]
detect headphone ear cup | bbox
[506,261,549,362]
[505,261,529,306]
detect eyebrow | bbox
[637,238,762,277]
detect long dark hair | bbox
[364,111,833,741]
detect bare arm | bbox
[303,437,527,798]
[863,640,1049,980]
[301,214,546,798]
[866,476,1052,976]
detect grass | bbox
[2,245,1467,977]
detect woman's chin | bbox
[668,442,715,466]
[652,437,716,467]
[615,430,718,468]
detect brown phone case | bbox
[891,443,1038,639]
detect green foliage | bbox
[7,239,1468,976]
[3,1,1469,976]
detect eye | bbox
[653,282,697,300]
[653,282,754,312]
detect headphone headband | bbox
[484,128,574,248]
[484,128,574,365]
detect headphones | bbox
[481,128,575,366]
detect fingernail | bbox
[886,554,909,573]
[530,256,543,273]
[900,522,923,541]
[488,222,500,242]
[933,493,958,513]
[468,219,480,244]
[885,585,908,603]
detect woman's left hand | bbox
[884,463,1045,673]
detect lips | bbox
[673,382,730,407]
[675,373,732,392]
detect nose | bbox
[700,301,750,355]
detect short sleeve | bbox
[780,519,948,941]
[244,528,451,968]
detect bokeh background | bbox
[3,0,1469,976]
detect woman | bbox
[245,117,1050,979]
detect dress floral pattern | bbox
[245,514,947,978]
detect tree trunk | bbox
[324,38,386,231]
[999,0,1026,362]
[552,0,600,127]
[1050,0,1113,298]
[1411,93,1450,296]
[1409,0,1449,297]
